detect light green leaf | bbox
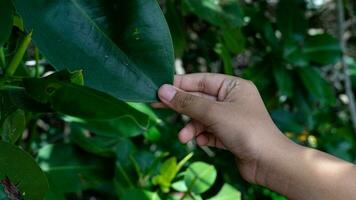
[0,141,49,200]
[208,184,241,200]
[172,180,188,192]
[184,162,217,194]
[153,157,178,193]
[13,0,174,102]
[121,188,161,200]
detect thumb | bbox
[158,84,218,124]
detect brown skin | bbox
[154,73,356,200]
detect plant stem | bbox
[337,0,356,133]
[34,47,40,77]
[0,47,5,69]
[5,32,32,76]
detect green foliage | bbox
[0,0,13,47]
[12,0,174,102]
[0,0,354,199]
[0,141,49,200]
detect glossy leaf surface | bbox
[0,141,49,200]
[13,0,174,102]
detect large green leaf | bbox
[184,162,217,194]
[184,0,243,28]
[208,184,241,200]
[37,144,113,194]
[13,0,174,102]
[303,34,342,65]
[70,125,141,157]
[284,34,342,66]
[0,0,13,46]
[0,87,51,124]
[0,141,49,200]
[24,71,152,125]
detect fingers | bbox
[151,91,216,109]
[178,121,205,143]
[158,84,219,124]
[196,133,226,149]
[173,73,235,96]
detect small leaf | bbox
[0,109,25,144]
[0,141,49,200]
[184,162,217,194]
[208,184,241,200]
[153,157,178,193]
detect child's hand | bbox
[154,73,290,183]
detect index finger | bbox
[173,73,235,96]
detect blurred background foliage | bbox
[0,0,355,199]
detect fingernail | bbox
[158,84,177,101]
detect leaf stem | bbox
[0,47,5,69]
[34,47,40,77]
[5,32,32,76]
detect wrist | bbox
[254,134,303,189]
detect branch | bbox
[337,0,356,133]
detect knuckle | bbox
[198,75,207,92]
[173,93,194,110]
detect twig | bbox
[337,0,356,133]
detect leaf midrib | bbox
[69,0,158,89]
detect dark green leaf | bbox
[0,109,25,144]
[13,0,174,102]
[271,110,304,133]
[0,141,49,200]
[184,0,243,28]
[298,67,336,105]
[70,125,136,157]
[25,71,152,122]
[221,28,245,54]
[0,87,51,124]
[215,43,233,75]
[304,34,342,65]
[273,66,293,98]
[37,144,113,194]
[277,0,307,40]
[184,162,217,194]
[0,0,13,46]
[166,0,186,57]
